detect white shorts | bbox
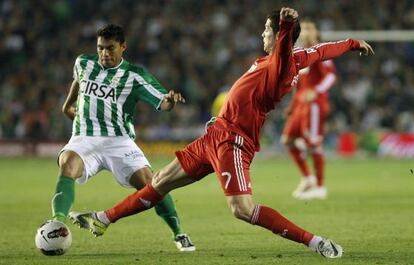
[58,136,150,188]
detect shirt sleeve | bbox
[294,39,360,70]
[315,60,337,94]
[134,69,167,110]
[268,20,295,81]
[262,20,296,104]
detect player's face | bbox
[262,19,276,54]
[97,37,126,68]
[299,22,319,48]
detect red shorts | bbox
[175,126,255,196]
[283,102,328,146]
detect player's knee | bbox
[130,167,153,190]
[229,203,254,222]
[310,145,323,154]
[151,169,170,189]
[58,151,84,179]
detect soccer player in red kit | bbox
[71,8,374,258]
[282,18,337,200]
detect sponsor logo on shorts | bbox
[124,150,140,160]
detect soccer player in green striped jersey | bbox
[49,24,195,251]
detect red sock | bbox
[312,151,324,186]
[250,205,314,246]
[288,146,310,177]
[105,183,163,223]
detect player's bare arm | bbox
[159,90,186,111]
[62,80,79,120]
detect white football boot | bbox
[292,175,317,198]
[174,234,196,252]
[314,238,343,258]
[296,186,327,200]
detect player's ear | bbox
[121,41,127,52]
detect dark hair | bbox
[267,9,301,45]
[97,24,125,43]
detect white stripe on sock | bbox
[251,205,261,224]
[308,235,323,250]
[97,211,111,225]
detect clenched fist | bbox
[280,7,299,22]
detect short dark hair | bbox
[267,10,301,45]
[97,24,125,43]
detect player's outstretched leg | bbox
[281,136,316,197]
[69,183,164,237]
[70,158,197,250]
[51,151,83,222]
[226,194,343,258]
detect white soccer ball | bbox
[35,220,72,256]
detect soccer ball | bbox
[35,220,72,256]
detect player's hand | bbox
[357,40,375,56]
[164,90,186,104]
[160,90,186,111]
[280,7,298,22]
[302,90,317,102]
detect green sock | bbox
[154,194,183,238]
[52,175,75,223]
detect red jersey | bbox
[217,20,360,152]
[293,58,336,114]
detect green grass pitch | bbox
[0,156,413,265]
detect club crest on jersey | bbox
[80,80,116,102]
[110,76,120,88]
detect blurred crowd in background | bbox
[1,0,414,145]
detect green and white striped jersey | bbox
[72,54,167,139]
